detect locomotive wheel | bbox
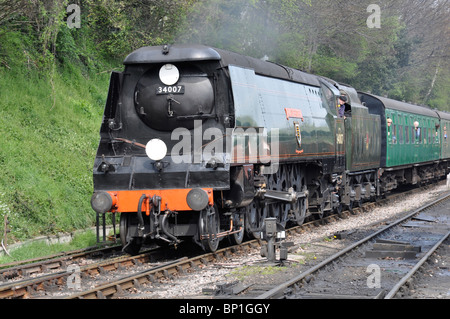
[278,203,290,227]
[346,200,354,213]
[267,202,290,228]
[245,200,266,239]
[291,168,307,225]
[308,188,325,220]
[268,165,290,227]
[349,199,361,214]
[228,209,245,245]
[199,206,220,252]
[120,213,142,255]
[292,196,307,226]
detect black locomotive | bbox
[90,45,450,254]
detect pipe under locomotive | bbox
[90,44,448,254]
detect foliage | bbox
[177,0,449,109]
[0,20,114,241]
[0,38,110,240]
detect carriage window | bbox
[434,125,437,143]
[434,126,439,143]
[423,127,427,144]
[399,125,403,144]
[405,126,409,144]
[415,127,421,143]
[392,125,397,144]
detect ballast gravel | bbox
[132,183,449,299]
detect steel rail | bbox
[256,192,450,299]
[384,229,450,299]
[64,241,260,299]
[0,248,159,299]
[0,244,122,270]
[66,257,189,299]
[63,210,355,299]
[0,245,122,280]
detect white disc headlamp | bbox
[159,64,179,86]
[145,139,167,161]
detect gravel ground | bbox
[134,183,449,299]
[408,237,450,299]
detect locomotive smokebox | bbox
[134,64,215,131]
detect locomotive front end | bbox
[91,45,235,254]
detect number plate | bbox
[156,85,185,95]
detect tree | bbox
[1,0,448,110]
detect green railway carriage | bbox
[385,104,440,167]
[359,94,440,167]
[437,111,450,165]
[359,93,442,190]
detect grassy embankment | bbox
[0,28,120,261]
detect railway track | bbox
[64,184,449,299]
[255,193,450,299]
[0,246,165,298]
[65,242,260,299]
[0,244,122,281]
[385,234,449,299]
[0,182,447,299]
[62,207,370,298]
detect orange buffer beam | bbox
[106,188,214,213]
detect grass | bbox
[0,28,121,243]
[0,68,105,240]
[0,230,98,265]
[229,265,288,281]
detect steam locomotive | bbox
[90,44,450,254]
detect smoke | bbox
[175,0,282,60]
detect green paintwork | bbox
[345,104,381,172]
[437,112,450,160]
[228,66,337,167]
[384,108,440,167]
